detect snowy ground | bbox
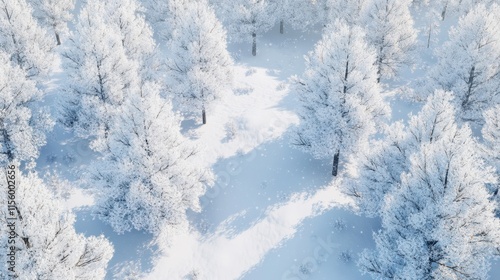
[36,18,500,280]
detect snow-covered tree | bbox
[218,0,276,56]
[482,105,500,211]
[439,0,497,20]
[0,52,53,165]
[90,82,213,234]
[139,0,168,27]
[61,0,139,146]
[27,0,75,45]
[104,0,161,83]
[424,3,500,124]
[167,0,233,124]
[345,90,459,216]
[483,105,500,174]
[140,0,188,40]
[0,169,113,279]
[323,0,367,25]
[292,20,389,176]
[0,0,55,79]
[359,118,500,279]
[363,0,417,82]
[270,0,318,34]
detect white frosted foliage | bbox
[363,0,418,82]
[0,0,55,79]
[0,170,113,279]
[62,0,139,144]
[0,52,53,164]
[359,112,500,279]
[91,82,214,234]
[292,20,389,175]
[167,0,233,124]
[425,3,500,123]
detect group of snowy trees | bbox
[0,0,113,278]
[289,0,500,278]
[2,0,499,278]
[292,0,417,176]
[61,0,221,236]
[353,91,500,279]
[2,0,232,276]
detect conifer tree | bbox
[292,20,389,176]
[167,0,233,125]
[0,170,113,279]
[363,0,418,82]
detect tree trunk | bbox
[252,33,257,56]
[377,47,383,83]
[280,19,284,34]
[55,32,61,45]
[202,108,206,125]
[344,59,349,94]
[332,150,340,176]
[462,65,475,110]
[427,25,432,48]
[441,4,447,21]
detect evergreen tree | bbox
[345,90,459,216]
[0,0,55,79]
[425,3,500,124]
[105,0,161,83]
[359,111,500,279]
[482,105,500,212]
[90,82,214,234]
[61,0,139,147]
[363,0,418,82]
[271,0,318,34]
[0,52,53,165]
[167,0,233,125]
[27,0,75,45]
[218,0,276,56]
[324,0,367,25]
[0,169,113,279]
[292,20,389,176]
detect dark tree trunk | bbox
[332,150,340,176]
[427,25,432,48]
[344,59,349,93]
[252,32,257,56]
[441,4,447,21]
[202,108,206,125]
[462,65,476,110]
[55,32,61,45]
[377,47,383,83]
[280,20,284,34]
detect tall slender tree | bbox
[61,0,139,148]
[363,0,418,82]
[27,0,75,45]
[482,105,500,212]
[292,20,389,176]
[0,52,53,165]
[105,0,161,83]
[424,3,500,124]
[270,0,318,34]
[167,0,233,125]
[217,0,276,56]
